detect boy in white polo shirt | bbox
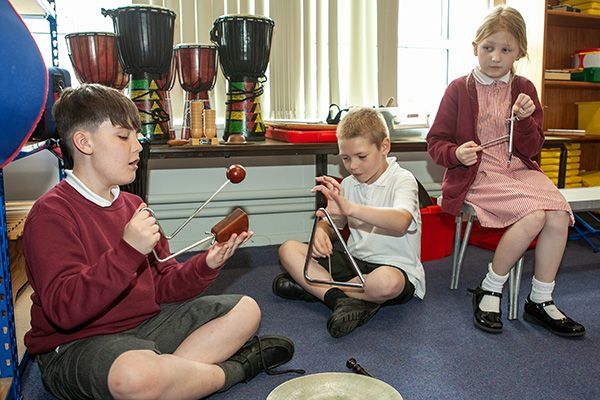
[274,107,426,338]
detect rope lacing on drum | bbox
[225,75,267,105]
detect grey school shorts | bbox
[317,249,415,304]
[36,294,243,400]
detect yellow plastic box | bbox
[576,101,600,135]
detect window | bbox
[22,0,131,86]
[395,0,488,119]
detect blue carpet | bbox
[21,240,600,400]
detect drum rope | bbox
[225,76,266,105]
[130,89,170,127]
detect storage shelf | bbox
[542,0,600,170]
[547,9,600,28]
[544,80,600,89]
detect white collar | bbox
[64,170,121,207]
[472,67,511,85]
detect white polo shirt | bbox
[341,157,426,298]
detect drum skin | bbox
[0,0,47,167]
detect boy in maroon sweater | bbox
[23,84,298,399]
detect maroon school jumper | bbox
[426,74,545,217]
[23,181,220,354]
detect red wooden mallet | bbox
[147,164,249,262]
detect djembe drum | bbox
[174,44,218,139]
[102,5,176,144]
[64,32,130,90]
[211,15,274,142]
[157,55,177,139]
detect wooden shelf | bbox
[544,80,600,88]
[542,2,600,173]
[547,9,600,29]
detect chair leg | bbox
[508,256,524,320]
[450,212,475,290]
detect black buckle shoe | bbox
[467,287,503,333]
[327,298,380,338]
[272,273,318,302]
[523,297,586,337]
[229,335,304,382]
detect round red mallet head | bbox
[226,164,246,184]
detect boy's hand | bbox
[310,224,333,258]
[512,93,535,120]
[455,141,481,166]
[312,175,353,217]
[124,203,161,255]
[206,231,253,269]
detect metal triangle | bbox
[303,208,366,289]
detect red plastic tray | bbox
[266,126,337,143]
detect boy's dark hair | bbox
[336,107,389,148]
[53,83,141,162]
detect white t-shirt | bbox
[340,157,426,299]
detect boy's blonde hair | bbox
[53,84,141,163]
[336,107,389,148]
[474,6,528,60]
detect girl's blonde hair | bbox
[336,107,389,148]
[474,6,528,60]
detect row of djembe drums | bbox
[66,5,274,144]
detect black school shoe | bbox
[327,298,381,338]
[523,296,586,338]
[467,286,503,333]
[272,273,318,302]
[229,335,303,382]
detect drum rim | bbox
[174,43,218,50]
[214,14,274,24]
[65,32,116,39]
[105,5,176,17]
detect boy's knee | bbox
[278,240,304,260]
[368,269,405,300]
[109,352,165,399]
[236,295,261,323]
[278,240,295,255]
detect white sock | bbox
[479,263,508,313]
[530,277,566,320]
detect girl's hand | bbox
[123,203,160,255]
[205,231,253,269]
[513,93,535,120]
[455,141,481,166]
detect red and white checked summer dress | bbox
[464,79,573,228]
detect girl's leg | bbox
[471,210,546,333]
[531,210,569,283]
[492,210,546,275]
[520,210,584,337]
